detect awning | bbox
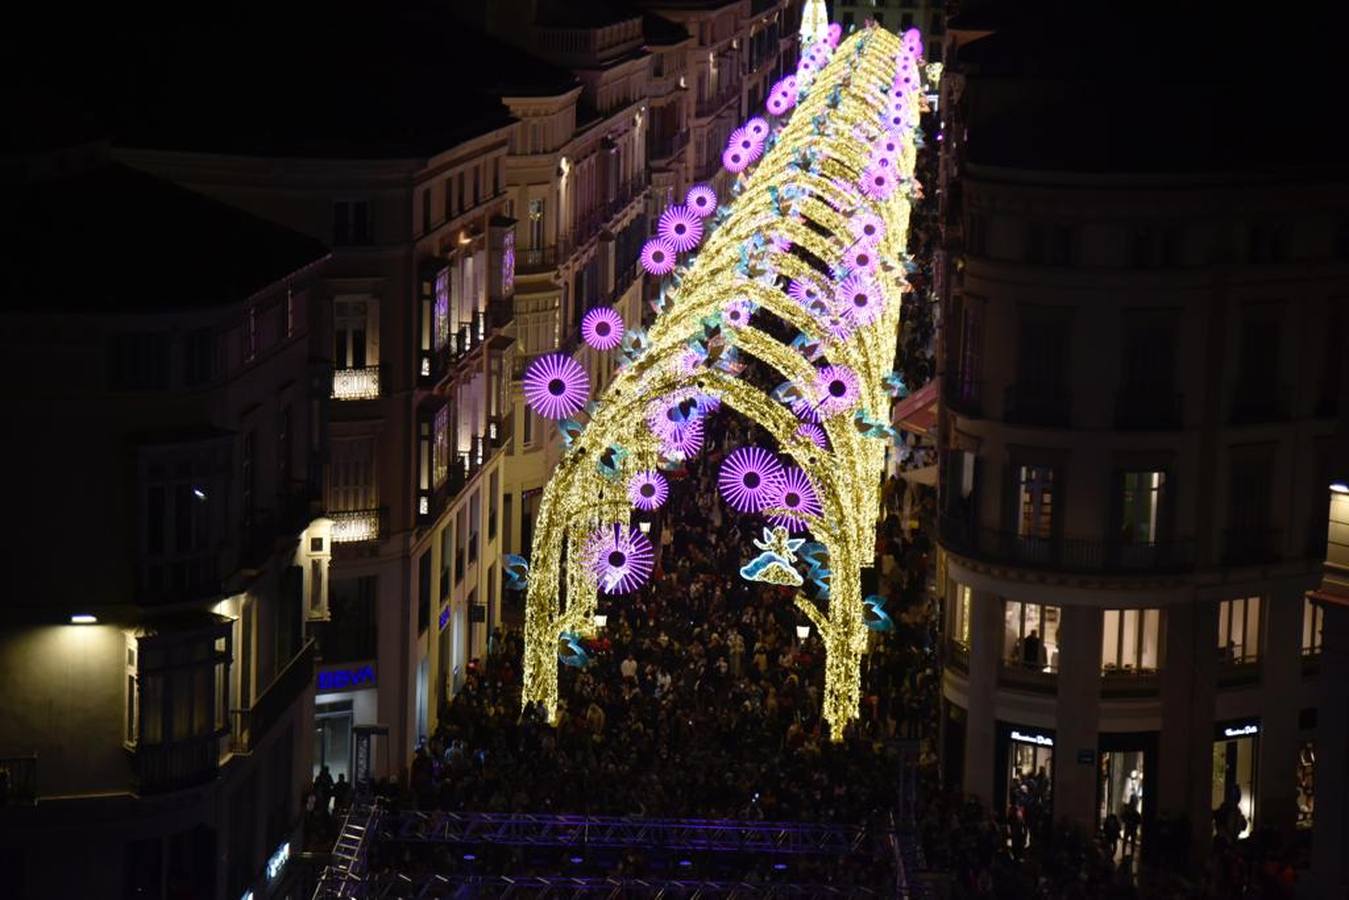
[893,380,939,436]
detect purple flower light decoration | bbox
[686,184,718,217]
[745,117,770,142]
[581,306,624,351]
[723,298,754,328]
[523,353,590,420]
[837,274,883,326]
[640,237,678,276]
[819,312,856,343]
[627,470,669,511]
[766,92,790,116]
[903,28,924,56]
[770,233,793,253]
[675,346,705,375]
[826,22,843,46]
[783,75,798,95]
[797,57,817,80]
[815,365,861,417]
[766,466,823,533]
[788,278,825,307]
[843,241,880,276]
[850,212,885,245]
[727,127,761,156]
[723,147,751,174]
[663,415,705,457]
[658,205,704,254]
[587,523,655,595]
[797,422,829,450]
[718,446,786,513]
[859,165,898,201]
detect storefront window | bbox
[1213,721,1259,840]
[1302,597,1324,656]
[1003,601,1060,672]
[950,583,971,648]
[1296,741,1315,829]
[1101,608,1161,674]
[1008,728,1054,833]
[1218,596,1261,664]
[1099,751,1146,859]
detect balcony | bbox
[332,365,382,401]
[1115,387,1183,430]
[1229,382,1291,425]
[1101,667,1161,697]
[134,732,222,794]
[942,373,982,418]
[696,83,741,118]
[649,131,691,162]
[1003,382,1071,427]
[330,508,386,544]
[1222,528,1282,565]
[518,246,557,273]
[939,515,1196,574]
[997,661,1057,694]
[421,312,489,387]
[231,639,316,754]
[0,755,37,806]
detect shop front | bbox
[996,722,1055,828]
[313,663,377,783]
[1213,718,1260,840]
[1097,731,1157,860]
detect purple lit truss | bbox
[814,365,861,417]
[837,273,884,327]
[658,204,704,254]
[523,353,590,420]
[627,470,669,511]
[718,445,785,513]
[640,237,678,276]
[587,523,655,595]
[686,184,718,217]
[766,466,823,533]
[581,306,624,351]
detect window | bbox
[1016,465,1056,540]
[1026,222,1074,266]
[244,306,258,363]
[444,178,454,220]
[418,550,431,635]
[1120,313,1176,393]
[133,635,229,746]
[950,583,971,647]
[502,492,513,555]
[1016,307,1071,397]
[1297,741,1315,829]
[966,213,987,256]
[329,436,376,512]
[334,299,369,368]
[108,332,170,390]
[125,639,139,744]
[333,200,371,246]
[285,290,295,338]
[1003,600,1060,672]
[1119,471,1165,544]
[421,189,432,235]
[278,405,292,490]
[469,492,480,565]
[183,328,216,386]
[528,198,545,248]
[455,507,467,583]
[457,172,466,215]
[841,12,854,28]
[1302,597,1323,656]
[472,167,480,206]
[440,526,452,600]
[523,407,535,448]
[1226,452,1273,539]
[488,472,499,540]
[900,12,913,30]
[242,431,256,523]
[1218,596,1261,664]
[1101,608,1161,674]
[433,406,449,489]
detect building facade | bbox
[0,148,329,900]
[830,0,945,60]
[933,11,1349,866]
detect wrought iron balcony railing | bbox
[330,507,386,544]
[1222,527,1282,564]
[1229,382,1291,424]
[230,639,315,753]
[133,732,222,794]
[1115,386,1183,430]
[939,515,1196,574]
[332,365,381,401]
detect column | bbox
[1158,598,1218,870]
[1052,604,1103,830]
[1256,585,1304,838]
[963,587,1001,806]
[1311,601,1349,895]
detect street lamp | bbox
[795,624,810,642]
[638,521,651,534]
[594,614,608,628]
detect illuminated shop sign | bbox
[1222,723,1260,738]
[317,664,375,692]
[266,841,290,883]
[1010,729,1054,748]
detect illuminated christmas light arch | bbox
[521,25,928,739]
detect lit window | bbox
[950,583,971,647]
[1002,600,1060,672]
[434,269,450,352]
[1016,465,1055,539]
[1297,741,1315,829]
[1302,597,1324,656]
[1218,596,1261,664]
[432,406,449,489]
[1119,471,1165,544]
[1101,608,1162,674]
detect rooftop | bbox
[1,160,328,313]
[0,2,578,159]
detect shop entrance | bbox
[314,699,353,783]
[1213,721,1259,840]
[1005,728,1054,844]
[1099,750,1145,859]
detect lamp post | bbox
[593,613,608,629]
[796,624,810,642]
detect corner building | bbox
[933,9,1349,862]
